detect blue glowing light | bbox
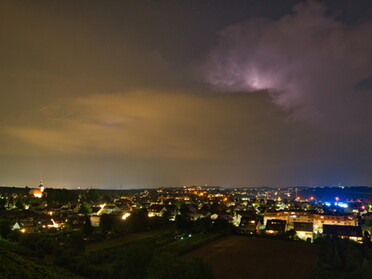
[337,202,348,208]
[327,201,348,208]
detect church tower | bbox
[39,180,44,193]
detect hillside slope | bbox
[0,240,83,279]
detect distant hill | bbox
[0,239,83,279]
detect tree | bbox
[82,217,94,236]
[101,194,112,203]
[0,198,6,210]
[86,189,100,202]
[285,229,296,240]
[162,208,172,221]
[180,204,190,216]
[99,213,114,233]
[212,218,232,235]
[78,203,92,215]
[46,188,79,204]
[210,202,227,215]
[128,209,149,232]
[15,199,24,209]
[192,217,212,233]
[175,215,191,231]
[175,200,186,210]
[0,219,11,238]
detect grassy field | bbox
[86,226,174,252]
[186,236,317,279]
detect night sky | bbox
[1,0,371,188]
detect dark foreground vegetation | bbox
[0,240,82,279]
[312,237,372,279]
[0,231,216,279]
[72,232,216,279]
[0,212,232,279]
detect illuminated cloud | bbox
[4,90,289,161]
[202,0,372,124]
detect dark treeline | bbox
[0,186,143,204]
[0,187,29,194]
[45,188,141,204]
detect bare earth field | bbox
[186,236,317,279]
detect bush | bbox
[0,219,11,238]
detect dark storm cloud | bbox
[0,0,371,187]
[201,0,372,127]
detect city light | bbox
[122,213,131,220]
[336,202,348,208]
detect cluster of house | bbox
[238,209,364,243]
[89,202,206,226]
[2,184,371,245]
[8,202,89,233]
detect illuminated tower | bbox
[29,180,44,198]
[39,180,44,193]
